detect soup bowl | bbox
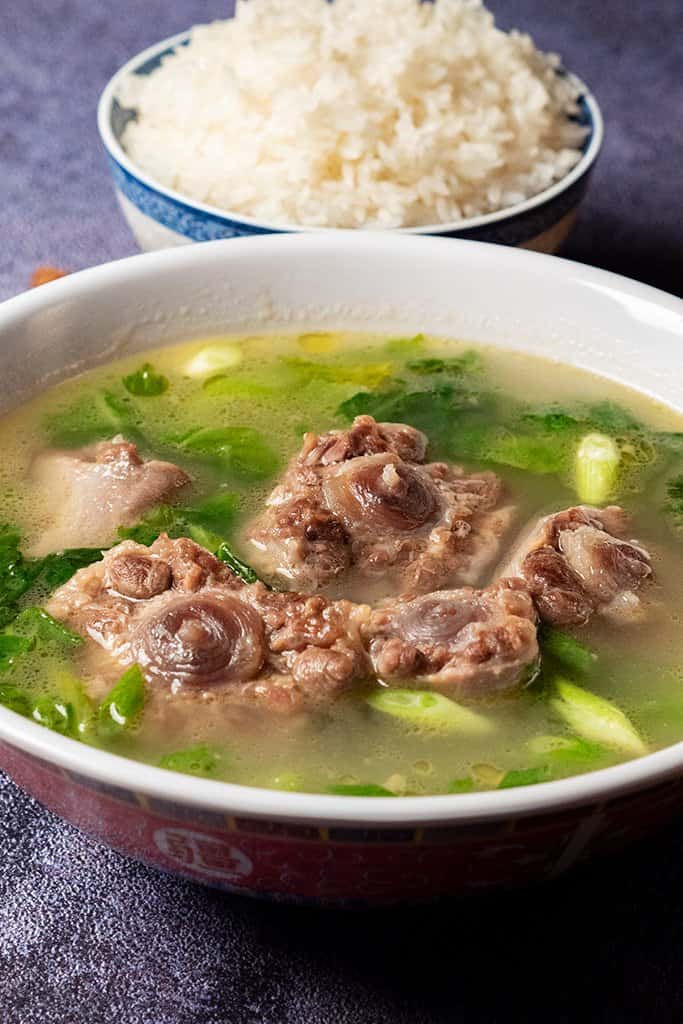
[98,30,603,253]
[0,235,682,906]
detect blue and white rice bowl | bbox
[98,30,604,253]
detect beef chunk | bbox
[246,415,513,594]
[47,535,371,715]
[364,580,539,697]
[31,437,189,555]
[498,505,653,626]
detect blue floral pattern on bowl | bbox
[100,32,602,250]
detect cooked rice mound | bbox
[119,0,588,229]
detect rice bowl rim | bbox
[97,28,604,236]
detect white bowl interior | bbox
[0,234,682,825]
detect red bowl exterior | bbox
[2,738,681,906]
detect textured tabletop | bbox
[1,2,682,1022]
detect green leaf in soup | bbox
[582,401,642,434]
[97,664,146,738]
[338,383,477,449]
[202,376,277,400]
[539,625,597,676]
[215,541,261,585]
[282,357,394,389]
[406,350,483,378]
[527,734,606,771]
[53,670,94,737]
[177,426,278,480]
[38,548,106,588]
[0,682,31,717]
[123,362,169,397]
[498,766,551,789]
[327,783,395,797]
[367,688,494,735]
[159,744,223,778]
[549,677,647,757]
[0,524,43,615]
[118,504,180,546]
[12,607,83,647]
[44,390,145,448]
[0,633,35,671]
[520,408,581,434]
[482,430,566,474]
[185,492,239,535]
[447,777,475,794]
[32,695,73,735]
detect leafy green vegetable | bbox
[575,432,621,503]
[447,777,475,794]
[12,607,83,647]
[44,390,145,448]
[118,493,239,547]
[283,357,393,389]
[0,633,35,671]
[216,541,260,585]
[550,678,647,756]
[498,766,551,789]
[0,682,31,716]
[539,625,597,676]
[202,376,277,400]
[32,695,73,735]
[53,670,94,737]
[123,362,169,397]
[407,351,482,378]
[176,426,278,480]
[0,525,43,626]
[527,734,606,768]
[159,744,222,778]
[338,383,477,450]
[97,664,146,738]
[367,688,494,734]
[39,548,105,589]
[327,783,395,797]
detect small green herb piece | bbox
[0,683,31,716]
[498,766,551,789]
[54,670,94,737]
[32,695,73,735]
[0,633,35,671]
[12,607,83,647]
[123,362,169,397]
[367,688,494,734]
[177,426,278,480]
[447,777,475,794]
[327,783,395,797]
[539,625,597,676]
[159,744,222,778]
[575,432,621,504]
[97,664,146,737]
[216,541,260,585]
[527,734,606,769]
[407,351,482,377]
[550,678,647,757]
[39,548,105,588]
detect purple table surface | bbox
[1,2,683,1022]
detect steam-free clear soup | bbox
[1,331,682,795]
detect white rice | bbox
[118,0,587,229]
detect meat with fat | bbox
[497,505,653,626]
[245,414,514,594]
[31,437,190,555]
[364,579,539,697]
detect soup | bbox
[1,331,682,796]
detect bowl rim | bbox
[97,27,605,237]
[1,233,683,828]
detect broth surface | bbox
[1,331,682,795]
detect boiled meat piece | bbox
[31,437,190,555]
[47,535,372,715]
[364,580,539,697]
[497,505,653,626]
[246,415,513,594]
